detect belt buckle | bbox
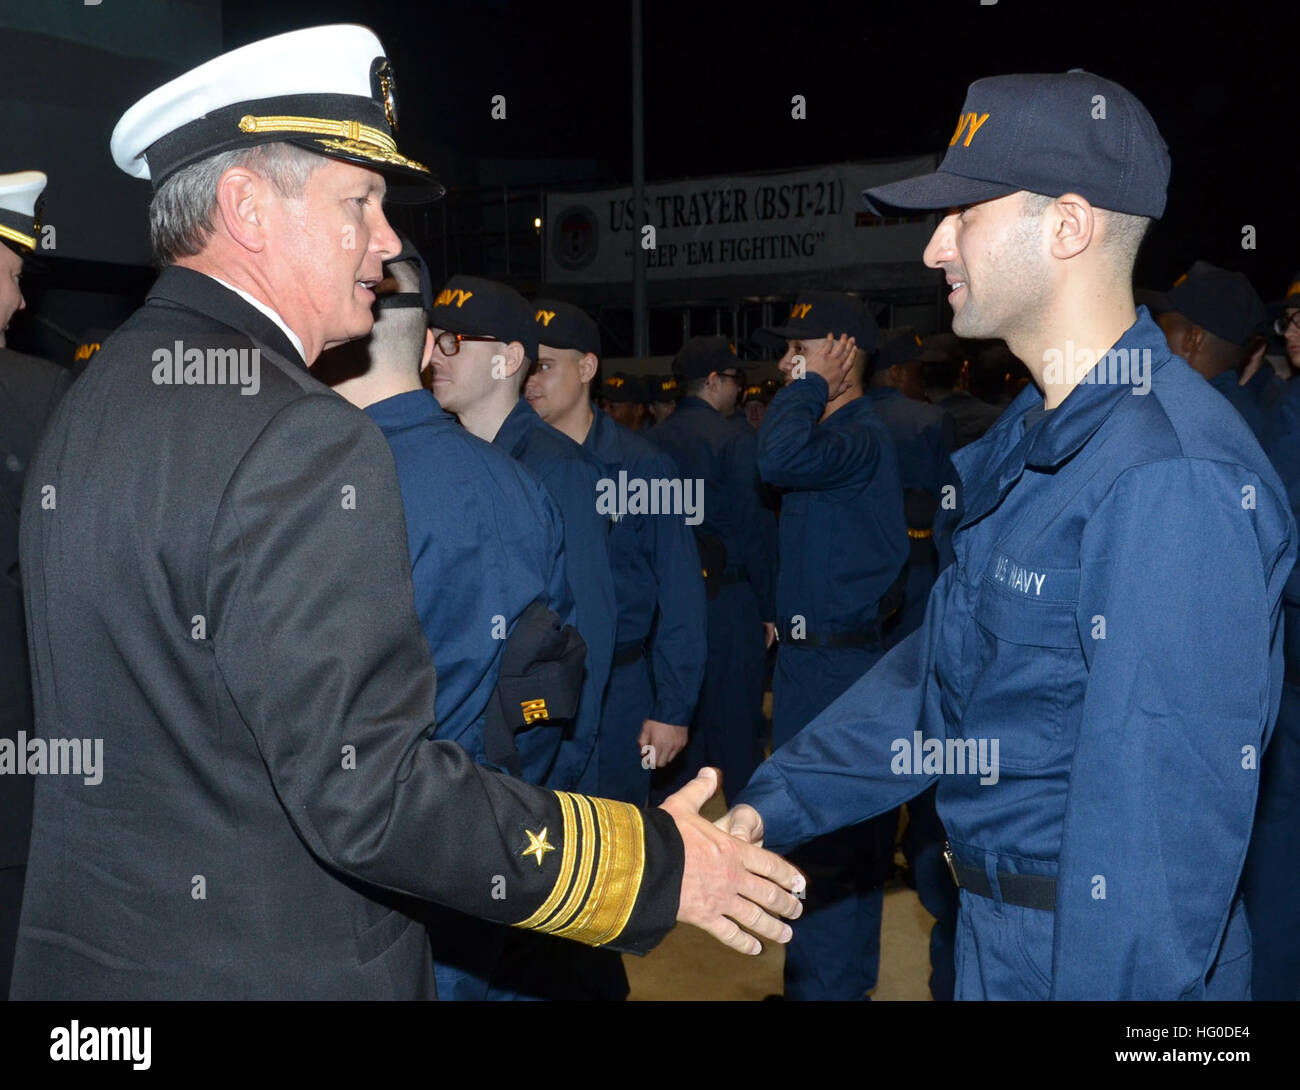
[943,842,961,888]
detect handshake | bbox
[659,766,803,954]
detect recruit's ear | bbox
[1047,192,1096,262]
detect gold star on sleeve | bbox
[521,826,556,866]
[512,791,647,947]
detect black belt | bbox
[780,626,883,649]
[612,641,646,667]
[944,843,1057,912]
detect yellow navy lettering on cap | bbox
[949,111,991,148]
[790,303,813,319]
[435,288,474,308]
[535,309,556,326]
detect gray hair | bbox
[148,141,324,266]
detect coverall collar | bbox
[958,306,1173,532]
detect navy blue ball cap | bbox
[673,335,744,382]
[1165,260,1268,347]
[873,327,926,372]
[600,372,645,404]
[753,291,880,355]
[863,71,1170,219]
[1267,270,1300,320]
[532,298,601,357]
[648,374,681,401]
[429,275,538,359]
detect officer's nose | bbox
[923,214,959,269]
[369,207,402,263]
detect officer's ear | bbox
[421,328,435,370]
[577,352,599,384]
[213,166,269,254]
[1047,192,1095,262]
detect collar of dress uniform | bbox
[145,266,306,370]
[363,387,449,433]
[954,307,1173,533]
[206,276,306,362]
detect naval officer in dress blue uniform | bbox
[718,70,1295,1000]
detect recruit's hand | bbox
[763,621,778,649]
[639,718,688,767]
[802,333,858,399]
[661,768,803,954]
[715,803,766,846]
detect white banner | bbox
[544,158,938,285]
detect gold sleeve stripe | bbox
[512,791,579,931]
[554,797,646,947]
[0,224,36,252]
[537,792,599,934]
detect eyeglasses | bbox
[433,330,501,356]
[1274,310,1300,336]
[717,369,744,384]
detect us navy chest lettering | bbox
[992,555,1046,597]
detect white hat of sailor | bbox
[110,24,441,200]
[0,170,47,254]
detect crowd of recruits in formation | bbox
[3,24,1300,1002]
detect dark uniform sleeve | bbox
[207,394,681,952]
[756,373,882,490]
[645,448,707,726]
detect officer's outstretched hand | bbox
[660,767,803,955]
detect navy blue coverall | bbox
[739,311,1295,1000]
[583,407,707,805]
[366,389,579,1001]
[648,395,776,801]
[757,372,908,1000]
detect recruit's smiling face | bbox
[525,345,590,422]
[0,243,25,349]
[263,157,401,356]
[923,192,1051,341]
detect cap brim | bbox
[862,171,1018,215]
[1134,288,1172,316]
[296,136,445,202]
[751,325,799,350]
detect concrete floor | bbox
[625,792,938,1001]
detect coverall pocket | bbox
[963,576,1081,771]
